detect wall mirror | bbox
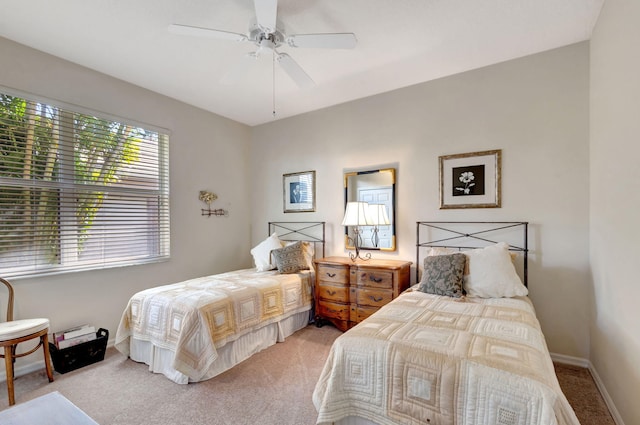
[344,168,396,251]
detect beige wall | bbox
[251,43,591,359]
[590,0,640,424]
[3,11,637,423]
[0,37,253,373]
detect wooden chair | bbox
[0,277,54,405]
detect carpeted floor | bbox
[554,363,616,425]
[0,325,615,424]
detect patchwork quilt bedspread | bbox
[313,290,580,425]
[115,269,312,381]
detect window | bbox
[0,92,170,278]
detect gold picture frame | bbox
[283,170,316,213]
[439,150,501,209]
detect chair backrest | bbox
[0,277,14,322]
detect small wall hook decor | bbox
[199,190,217,206]
[199,190,228,217]
[202,208,228,217]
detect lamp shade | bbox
[341,202,371,226]
[367,204,390,226]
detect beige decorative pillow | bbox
[284,240,315,270]
[272,241,310,274]
[427,247,456,257]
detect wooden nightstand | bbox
[313,257,412,331]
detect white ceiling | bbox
[0,0,603,127]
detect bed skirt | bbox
[127,309,310,384]
[333,418,376,425]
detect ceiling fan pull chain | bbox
[272,51,276,118]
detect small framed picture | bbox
[439,150,501,209]
[283,170,316,213]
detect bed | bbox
[115,221,325,384]
[313,221,581,425]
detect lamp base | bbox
[349,238,371,262]
[347,226,371,262]
[349,251,371,262]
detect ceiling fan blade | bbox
[254,0,278,32]
[286,33,357,49]
[220,53,258,85]
[168,23,247,42]
[276,53,314,88]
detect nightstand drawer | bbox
[316,264,349,283]
[356,288,393,308]
[318,301,350,321]
[317,282,349,302]
[351,305,378,323]
[355,269,393,288]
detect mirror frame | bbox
[344,168,396,251]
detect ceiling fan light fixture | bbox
[168,0,356,90]
[259,37,276,51]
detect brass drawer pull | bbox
[327,290,336,296]
[326,272,336,278]
[369,295,383,302]
[369,275,383,283]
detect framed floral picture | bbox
[283,170,316,213]
[439,150,501,209]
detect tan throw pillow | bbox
[284,240,315,270]
[272,241,310,274]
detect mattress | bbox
[115,268,313,383]
[313,289,580,425]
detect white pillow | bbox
[251,232,282,272]
[463,242,528,298]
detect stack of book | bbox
[51,324,97,349]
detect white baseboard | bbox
[0,360,46,383]
[550,352,625,425]
[0,338,115,384]
[587,362,626,425]
[550,352,590,368]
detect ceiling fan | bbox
[168,0,357,89]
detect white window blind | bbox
[0,93,170,278]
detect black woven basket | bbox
[49,328,108,374]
